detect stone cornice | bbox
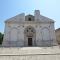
[5,21,54,24]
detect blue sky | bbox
[0,0,60,33]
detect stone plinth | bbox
[0,46,60,60]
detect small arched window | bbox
[25,15,34,21]
[28,18,31,21]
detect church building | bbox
[2,10,57,47]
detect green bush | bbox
[0,32,4,44]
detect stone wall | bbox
[0,46,60,60]
[55,28,60,44]
[3,21,56,47]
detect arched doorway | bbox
[24,26,36,46]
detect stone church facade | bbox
[2,10,57,47]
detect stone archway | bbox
[24,26,36,46]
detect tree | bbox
[0,32,4,44]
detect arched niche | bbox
[41,27,50,41]
[10,28,18,41]
[25,15,34,21]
